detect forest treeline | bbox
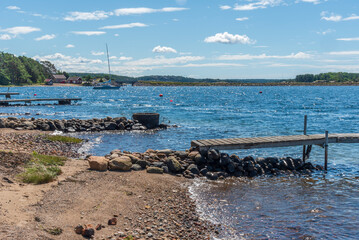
[0,52,57,85]
[295,72,359,82]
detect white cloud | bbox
[35,34,55,41]
[1,26,40,36]
[64,11,112,21]
[236,17,249,21]
[114,7,187,16]
[65,44,75,48]
[152,46,177,53]
[91,51,105,56]
[321,12,359,22]
[234,0,282,11]
[100,23,148,29]
[124,56,204,66]
[328,51,359,55]
[33,53,103,72]
[6,6,20,10]
[72,31,106,36]
[182,63,246,68]
[220,5,232,10]
[118,56,133,61]
[344,15,359,21]
[337,37,359,41]
[204,32,255,44]
[317,29,334,35]
[218,52,312,60]
[0,34,12,40]
[297,0,322,4]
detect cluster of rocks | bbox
[88,148,324,180]
[0,116,169,132]
[74,217,118,238]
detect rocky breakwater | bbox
[88,148,324,180]
[0,116,170,132]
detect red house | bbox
[67,77,83,84]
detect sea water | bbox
[1,86,358,239]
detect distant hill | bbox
[69,72,286,84]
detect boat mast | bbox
[106,44,111,83]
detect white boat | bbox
[93,44,120,90]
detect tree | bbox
[63,71,69,79]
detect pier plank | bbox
[191,133,359,151]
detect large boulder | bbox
[109,156,132,171]
[167,157,182,173]
[88,156,109,171]
[208,149,220,162]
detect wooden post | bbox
[324,131,329,171]
[302,115,307,162]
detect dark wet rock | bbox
[162,165,169,173]
[187,164,200,175]
[194,154,206,165]
[206,172,219,180]
[200,168,208,176]
[248,170,258,177]
[303,162,315,170]
[153,162,164,168]
[219,153,230,166]
[136,159,148,168]
[207,149,220,163]
[227,161,236,173]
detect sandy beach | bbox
[0,129,218,239]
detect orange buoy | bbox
[159,94,163,97]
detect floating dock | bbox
[0,98,81,106]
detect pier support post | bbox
[324,131,329,171]
[302,115,307,162]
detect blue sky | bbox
[0,0,358,79]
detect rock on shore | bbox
[88,148,323,180]
[0,116,170,132]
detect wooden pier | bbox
[191,116,359,171]
[191,133,359,151]
[0,92,19,99]
[0,98,81,106]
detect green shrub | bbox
[18,164,61,184]
[17,152,67,184]
[45,135,82,144]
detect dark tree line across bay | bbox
[295,72,359,83]
[1,52,359,85]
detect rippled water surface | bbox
[1,86,359,239]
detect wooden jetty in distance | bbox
[191,116,359,171]
[0,98,81,106]
[0,92,19,99]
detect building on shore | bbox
[44,79,53,85]
[52,74,67,83]
[67,77,82,84]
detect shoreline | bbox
[0,129,219,239]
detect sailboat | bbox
[93,44,120,90]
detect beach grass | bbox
[17,152,66,184]
[45,135,83,144]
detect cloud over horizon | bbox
[204,32,255,44]
[152,46,177,53]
